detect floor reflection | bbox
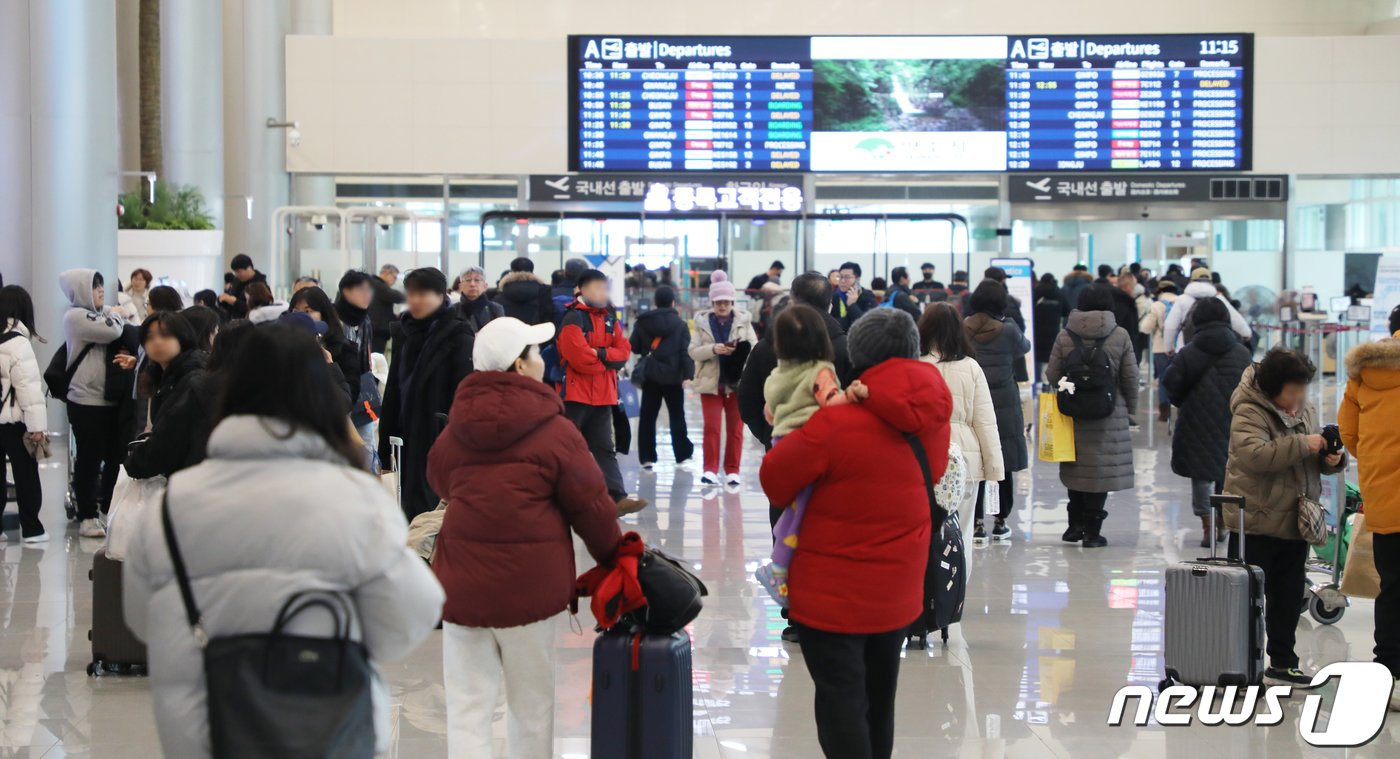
[1,391,1395,758]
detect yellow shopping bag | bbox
[1038,392,1076,463]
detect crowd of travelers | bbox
[0,251,1397,759]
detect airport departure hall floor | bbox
[2,391,1397,758]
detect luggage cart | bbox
[62,429,77,521]
[1301,479,1359,625]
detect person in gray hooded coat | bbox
[59,268,135,538]
[1045,283,1139,547]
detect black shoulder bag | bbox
[161,495,375,759]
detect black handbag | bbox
[161,495,376,759]
[628,548,708,634]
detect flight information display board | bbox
[568,34,1252,173]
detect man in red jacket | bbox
[558,269,647,514]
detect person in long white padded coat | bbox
[917,302,1004,529]
[123,324,444,759]
[0,286,50,543]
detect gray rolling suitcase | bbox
[1161,494,1264,689]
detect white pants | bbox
[443,616,558,759]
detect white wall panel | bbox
[330,0,1395,38]
[286,33,1400,176]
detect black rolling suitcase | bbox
[902,434,965,648]
[907,511,966,648]
[591,628,693,759]
[1160,494,1265,688]
[88,547,147,675]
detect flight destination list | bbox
[570,34,1251,173]
[574,37,812,171]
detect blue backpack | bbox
[877,290,900,309]
[540,293,579,385]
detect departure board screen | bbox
[1007,35,1250,170]
[568,33,1252,173]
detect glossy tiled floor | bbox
[2,386,1397,758]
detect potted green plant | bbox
[117,183,223,296]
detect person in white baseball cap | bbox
[428,315,625,757]
[472,317,556,374]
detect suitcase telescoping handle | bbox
[1208,493,1247,563]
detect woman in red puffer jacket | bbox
[428,317,622,759]
[760,308,953,759]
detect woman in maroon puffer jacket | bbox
[428,317,622,759]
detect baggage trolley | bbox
[1301,479,1359,625]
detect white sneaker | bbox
[700,472,718,486]
[21,532,49,544]
[640,462,654,472]
[0,531,7,542]
[726,473,741,487]
[79,518,106,538]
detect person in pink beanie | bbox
[689,271,756,488]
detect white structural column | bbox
[222,0,290,279]
[162,0,224,228]
[0,0,33,289]
[0,0,120,342]
[289,0,336,255]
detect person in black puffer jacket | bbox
[335,271,379,441]
[964,279,1031,544]
[124,312,213,479]
[740,272,854,450]
[630,286,695,469]
[494,262,554,326]
[1161,297,1252,547]
[1032,274,1064,385]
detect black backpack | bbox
[1056,330,1117,420]
[43,342,96,401]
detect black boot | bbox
[1081,517,1108,548]
[1061,507,1084,542]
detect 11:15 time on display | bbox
[1199,39,1241,55]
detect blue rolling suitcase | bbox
[591,629,693,759]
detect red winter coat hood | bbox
[428,370,623,629]
[859,358,953,435]
[447,370,564,451]
[760,357,953,634]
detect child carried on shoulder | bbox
[755,304,867,607]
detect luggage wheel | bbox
[1306,592,1345,626]
[87,660,147,677]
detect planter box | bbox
[117,229,224,299]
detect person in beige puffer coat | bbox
[918,302,1003,528]
[1223,348,1347,686]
